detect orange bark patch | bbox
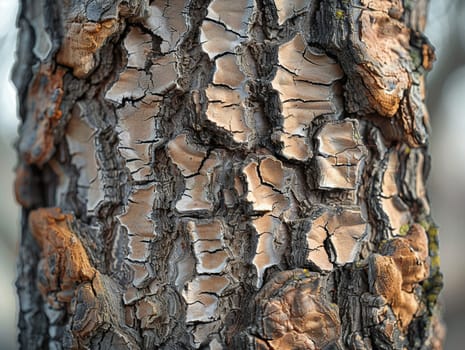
[422,42,435,71]
[57,19,119,78]
[256,269,341,349]
[356,9,410,117]
[29,207,96,307]
[370,224,430,330]
[20,64,65,166]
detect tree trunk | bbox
[14,0,444,349]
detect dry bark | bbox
[14,0,444,349]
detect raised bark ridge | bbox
[14,0,443,349]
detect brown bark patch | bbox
[19,64,65,166]
[255,269,341,349]
[29,207,96,306]
[369,224,430,330]
[14,163,41,208]
[57,19,119,78]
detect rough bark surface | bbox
[14,0,444,349]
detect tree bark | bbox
[14,0,444,349]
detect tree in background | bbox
[13,0,444,349]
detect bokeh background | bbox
[0,1,464,349]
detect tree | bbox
[13,0,444,349]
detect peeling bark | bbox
[15,0,443,349]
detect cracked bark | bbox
[14,0,444,349]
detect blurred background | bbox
[0,0,463,349]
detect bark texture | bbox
[14,0,444,349]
